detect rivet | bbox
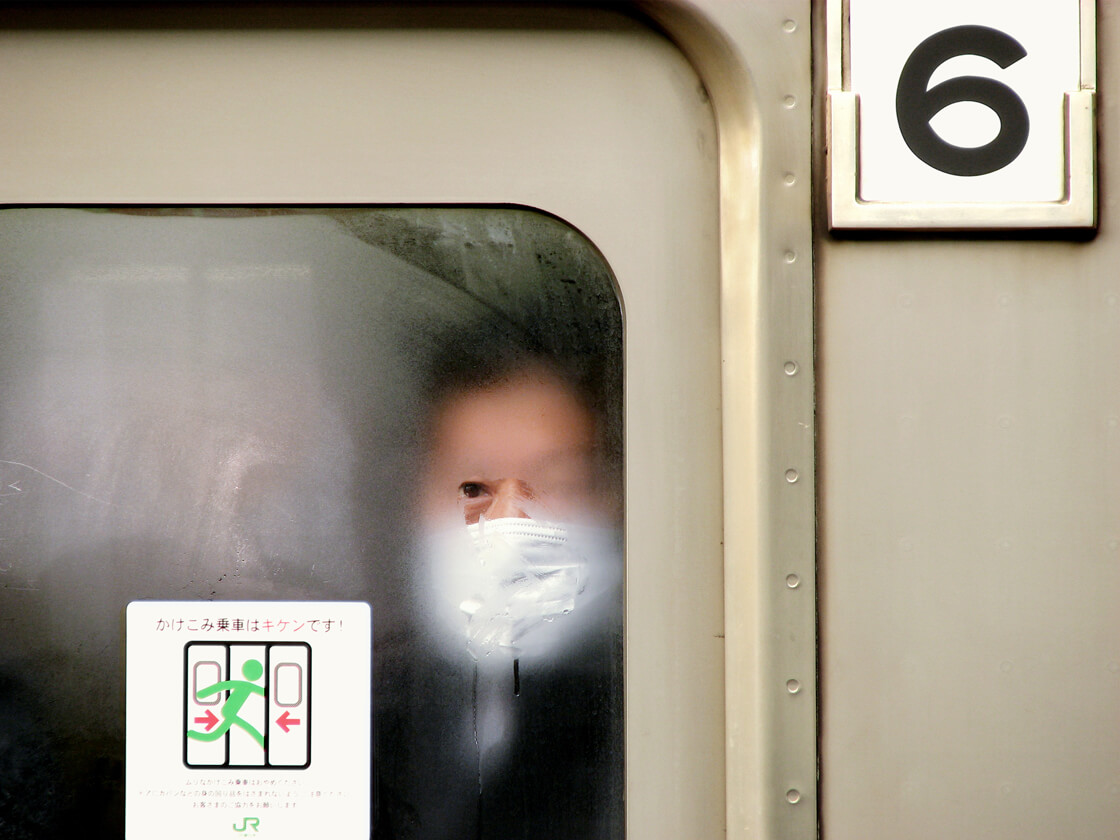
[1107,417,1119,429]
[786,679,801,694]
[899,293,914,308]
[998,539,1012,551]
[783,172,796,186]
[1108,662,1120,674]
[1000,660,1013,673]
[785,469,799,483]
[786,789,801,804]
[997,415,1013,429]
[782,19,797,33]
[783,250,797,264]
[1107,294,1118,307]
[1000,783,1014,795]
[786,574,801,589]
[1108,539,1119,551]
[784,361,799,376]
[782,95,796,109]
[998,294,1011,307]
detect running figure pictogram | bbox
[187,658,266,748]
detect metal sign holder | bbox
[826,0,1097,230]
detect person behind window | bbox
[376,314,623,840]
[420,340,621,667]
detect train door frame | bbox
[0,3,815,838]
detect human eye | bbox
[457,481,494,525]
[458,481,489,500]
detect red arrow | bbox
[276,711,302,734]
[194,709,219,732]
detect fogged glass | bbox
[0,208,623,838]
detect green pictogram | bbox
[188,659,266,748]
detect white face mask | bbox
[425,515,620,664]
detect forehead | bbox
[427,371,596,475]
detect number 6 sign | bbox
[827,0,1096,230]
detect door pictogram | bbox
[183,642,311,768]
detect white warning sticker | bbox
[125,601,371,839]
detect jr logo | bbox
[233,817,260,833]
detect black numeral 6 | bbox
[895,25,1030,177]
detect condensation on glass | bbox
[0,207,624,838]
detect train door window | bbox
[0,205,623,836]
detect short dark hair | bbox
[419,309,622,485]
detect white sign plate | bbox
[125,601,371,840]
[828,0,1095,229]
